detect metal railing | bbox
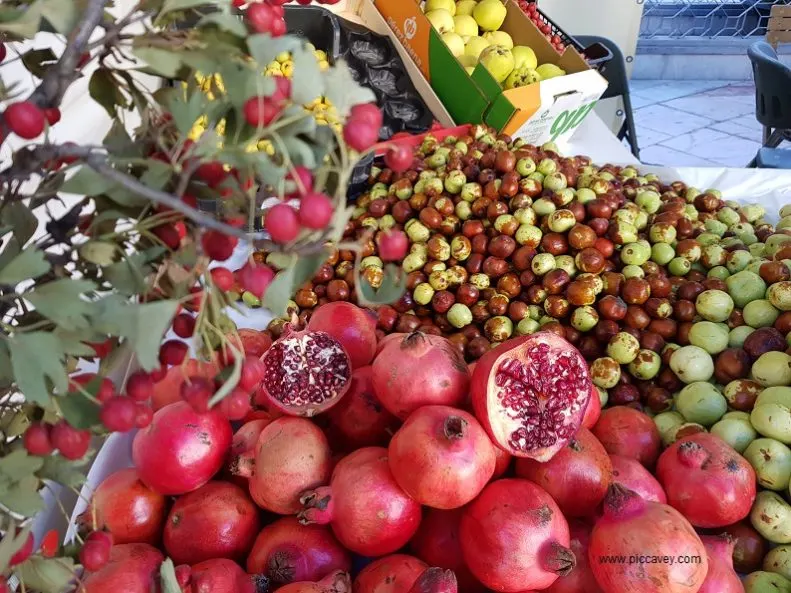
[639,0,790,38]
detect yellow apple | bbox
[479,45,515,83]
[472,0,506,32]
[512,45,538,70]
[453,14,478,37]
[536,63,566,80]
[426,9,455,34]
[456,0,478,16]
[504,66,541,89]
[458,54,478,68]
[442,32,466,57]
[464,36,491,60]
[425,0,456,15]
[483,30,513,49]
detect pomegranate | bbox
[591,406,661,468]
[656,433,756,528]
[259,326,352,416]
[492,446,512,479]
[163,481,260,565]
[81,543,164,593]
[247,516,350,585]
[225,418,271,484]
[582,385,602,429]
[407,568,458,593]
[698,535,742,593]
[409,509,483,593]
[389,405,496,509]
[188,559,267,593]
[299,447,422,556]
[546,521,603,593]
[78,468,166,545]
[515,428,612,518]
[375,332,405,357]
[324,366,399,450]
[470,332,592,461]
[609,455,667,503]
[276,570,351,593]
[372,332,469,420]
[354,555,428,593]
[233,416,332,514]
[588,484,708,593]
[718,521,767,573]
[307,302,378,369]
[132,401,232,495]
[460,479,574,592]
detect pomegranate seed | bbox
[195,161,227,187]
[210,267,235,292]
[201,230,238,261]
[4,101,45,139]
[298,192,334,230]
[126,370,154,401]
[180,377,214,413]
[50,421,91,460]
[10,533,33,566]
[80,540,110,572]
[134,403,154,428]
[243,96,282,127]
[153,223,181,249]
[285,165,313,197]
[217,388,252,421]
[343,119,379,152]
[172,313,196,338]
[44,107,61,125]
[23,423,53,456]
[240,355,266,392]
[159,340,188,366]
[238,262,275,298]
[100,396,137,432]
[86,531,114,548]
[350,103,383,129]
[264,203,300,243]
[384,144,413,173]
[39,529,59,558]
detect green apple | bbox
[464,36,491,60]
[472,0,506,32]
[456,0,477,16]
[426,9,455,34]
[453,14,478,37]
[536,63,566,80]
[479,45,515,83]
[425,0,456,15]
[504,66,541,89]
[511,45,538,70]
[483,30,513,49]
[442,32,466,57]
[458,53,478,68]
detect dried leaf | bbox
[25,279,97,331]
[15,556,76,593]
[0,245,50,285]
[9,332,68,405]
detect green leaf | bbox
[356,263,407,306]
[25,279,97,331]
[15,556,76,593]
[263,252,327,317]
[252,155,287,188]
[0,0,45,37]
[58,390,101,430]
[37,455,88,489]
[10,332,68,405]
[20,48,58,79]
[89,68,124,118]
[132,47,183,78]
[103,247,166,295]
[209,347,240,407]
[169,90,209,137]
[40,0,78,35]
[61,166,116,197]
[247,34,301,67]
[0,476,44,517]
[322,59,377,116]
[0,246,50,285]
[104,121,140,157]
[53,329,100,357]
[198,12,246,37]
[291,46,324,105]
[281,136,317,170]
[1,202,38,246]
[0,521,33,574]
[159,0,210,17]
[160,558,182,593]
[0,450,44,481]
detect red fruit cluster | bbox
[263,166,335,244]
[342,103,382,152]
[516,1,567,53]
[245,2,286,36]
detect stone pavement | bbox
[630,80,764,168]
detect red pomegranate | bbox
[588,484,708,593]
[188,559,267,593]
[460,479,574,592]
[546,521,603,593]
[234,416,332,514]
[375,332,405,357]
[246,516,351,585]
[354,554,428,593]
[259,326,352,416]
[81,543,164,593]
[515,428,612,518]
[655,433,756,528]
[698,535,742,593]
[372,332,469,420]
[307,302,378,369]
[299,447,422,556]
[388,405,495,509]
[409,509,483,593]
[609,454,666,503]
[225,418,272,485]
[406,568,458,593]
[470,332,592,461]
[581,385,601,429]
[152,358,220,410]
[163,481,260,565]
[132,401,232,495]
[324,366,399,450]
[78,468,166,545]
[491,446,512,479]
[276,570,351,593]
[591,406,661,468]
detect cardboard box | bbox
[371,0,608,144]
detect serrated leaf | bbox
[25,279,97,331]
[263,252,327,317]
[1,202,38,246]
[160,558,182,593]
[103,247,165,295]
[356,263,407,306]
[0,246,50,285]
[40,0,78,35]
[0,522,33,574]
[198,12,246,37]
[16,556,75,593]
[58,390,101,430]
[61,166,116,197]
[0,476,43,517]
[281,136,317,170]
[53,330,100,357]
[253,155,287,188]
[322,60,377,117]
[10,332,68,405]
[20,47,58,79]
[37,455,88,489]
[132,47,183,77]
[247,34,301,68]
[104,121,139,157]
[0,450,44,481]
[89,68,124,118]
[103,160,171,207]
[291,46,324,105]
[0,0,45,37]
[169,90,209,137]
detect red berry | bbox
[285,165,313,198]
[100,396,137,432]
[378,230,409,261]
[182,193,198,208]
[50,421,91,460]
[243,96,281,127]
[298,192,334,230]
[239,355,266,392]
[39,529,59,558]
[201,230,239,261]
[210,267,235,292]
[80,540,110,572]
[86,531,114,548]
[0,44,6,63]
[246,2,276,33]
[180,377,214,413]
[343,119,379,152]
[238,262,275,298]
[70,373,115,402]
[264,203,300,243]
[216,388,252,421]
[232,0,245,6]
[350,103,383,129]
[23,423,53,456]
[44,107,61,125]
[149,367,167,383]
[195,161,227,187]
[384,144,413,173]
[175,565,192,588]
[159,340,188,366]
[10,533,33,566]
[273,77,292,104]
[134,403,154,428]
[172,313,196,338]
[4,101,45,139]
[270,17,286,36]
[152,223,181,249]
[126,370,154,401]
[271,4,285,15]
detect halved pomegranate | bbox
[470,332,592,461]
[259,326,352,417]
